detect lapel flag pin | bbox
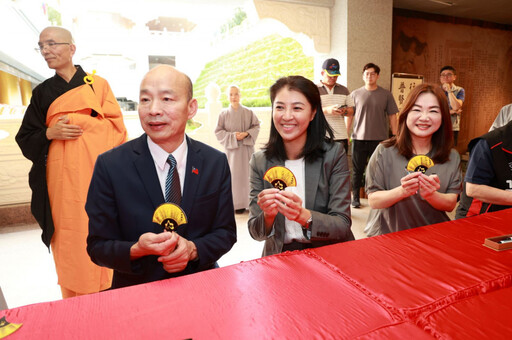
[192,167,199,175]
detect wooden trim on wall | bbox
[393,8,512,31]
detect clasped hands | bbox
[46,115,83,140]
[130,232,198,273]
[400,172,440,200]
[235,131,249,141]
[257,188,304,224]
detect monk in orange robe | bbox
[16,26,127,298]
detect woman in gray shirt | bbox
[365,84,462,237]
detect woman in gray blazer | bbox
[248,76,354,256]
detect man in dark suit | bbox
[86,65,237,289]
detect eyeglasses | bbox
[35,42,70,54]
[440,73,454,78]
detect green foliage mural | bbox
[219,7,248,34]
[194,34,314,108]
[48,6,62,26]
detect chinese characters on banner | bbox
[391,73,424,113]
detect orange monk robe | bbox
[46,74,127,294]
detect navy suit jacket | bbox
[86,134,236,289]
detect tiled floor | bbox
[1,201,371,309]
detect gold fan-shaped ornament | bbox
[406,155,434,174]
[263,166,297,190]
[0,317,22,338]
[152,203,188,232]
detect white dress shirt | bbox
[283,158,309,243]
[147,136,187,198]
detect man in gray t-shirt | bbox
[348,63,398,208]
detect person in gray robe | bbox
[215,85,260,213]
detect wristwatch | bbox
[302,216,313,240]
[303,216,313,229]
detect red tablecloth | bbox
[2,209,512,339]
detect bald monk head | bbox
[38,26,76,80]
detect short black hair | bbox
[440,65,456,75]
[363,63,380,75]
[264,75,334,162]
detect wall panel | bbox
[392,10,512,152]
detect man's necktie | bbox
[165,154,181,205]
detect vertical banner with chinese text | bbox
[391,73,423,114]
